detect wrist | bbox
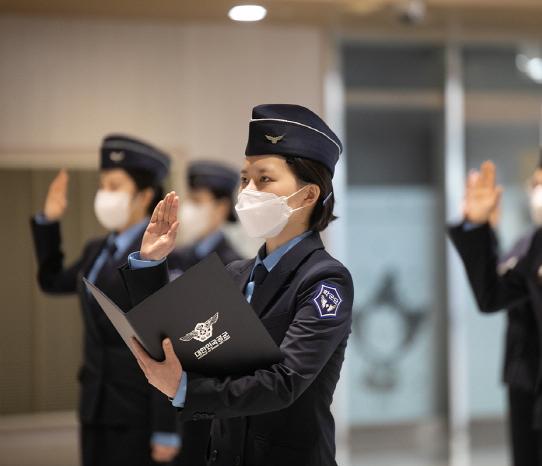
[43,213,60,222]
[167,373,182,399]
[464,214,489,225]
[140,251,164,261]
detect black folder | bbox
[84,254,282,376]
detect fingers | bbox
[131,337,151,372]
[151,445,179,463]
[494,185,504,207]
[480,160,496,189]
[162,338,176,359]
[135,355,149,377]
[162,191,177,225]
[166,194,179,225]
[151,200,163,224]
[138,191,178,226]
[466,170,479,190]
[157,194,167,224]
[162,192,172,224]
[167,221,180,241]
[59,168,69,184]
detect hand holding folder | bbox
[84,253,282,381]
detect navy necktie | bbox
[252,263,268,286]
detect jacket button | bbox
[210,449,218,462]
[234,456,241,465]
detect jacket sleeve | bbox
[448,222,531,313]
[30,217,87,294]
[177,266,354,421]
[118,259,170,308]
[150,386,178,433]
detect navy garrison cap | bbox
[100,134,171,183]
[245,104,343,176]
[188,161,238,194]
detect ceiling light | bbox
[517,43,542,85]
[228,5,267,22]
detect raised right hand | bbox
[140,191,180,261]
[463,160,503,225]
[44,169,69,221]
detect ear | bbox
[301,184,320,208]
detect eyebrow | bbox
[240,167,276,175]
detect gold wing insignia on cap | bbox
[110,151,125,162]
[265,134,284,144]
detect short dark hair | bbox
[285,157,337,232]
[122,168,164,215]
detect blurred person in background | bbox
[30,135,180,466]
[170,160,242,466]
[449,159,542,465]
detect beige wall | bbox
[0,15,325,170]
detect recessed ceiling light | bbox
[228,5,267,22]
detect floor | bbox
[0,411,509,466]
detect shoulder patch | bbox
[313,282,343,318]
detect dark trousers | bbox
[175,420,211,466]
[508,388,542,466]
[81,424,171,466]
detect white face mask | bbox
[530,185,542,226]
[235,187,307,239]
[178,200,212,246]
[94,189,132,231]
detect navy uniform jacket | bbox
[30,218,177,433]
[498,231,540,393]
[119,231,354,466]
[169,232,242,272]
[448,223,542,425]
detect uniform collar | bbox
[252,230,313,279]
[249,230,324,316]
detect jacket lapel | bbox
[250,232,324,317]
[82,238,108,277]
[230,260,255,294]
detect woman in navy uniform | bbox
[30,135,180,466]
[499,231,540,466]
[119,104,354,466]
[449,160,542,465]
[171,161,242,466]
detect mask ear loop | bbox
[322,191,333,206]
